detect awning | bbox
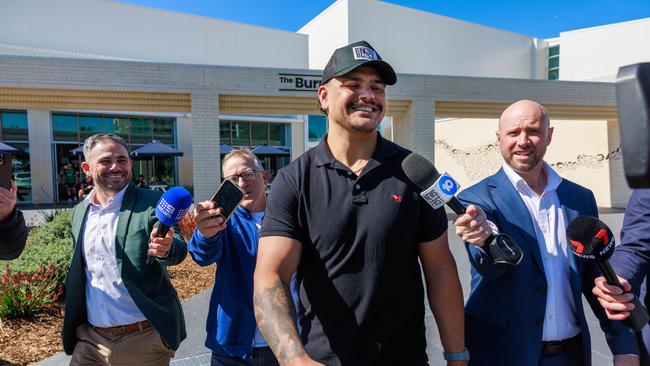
[131,140,184,159]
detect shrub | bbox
[38,208,68,223]
[2,209,73,275]
[0,264,64,319]
[0,210,72,319]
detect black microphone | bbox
[566,215,649,331]
[401,153,523,268]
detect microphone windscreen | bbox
[401,153,440,191]
[566,215,615,262]
[155,186,193,226]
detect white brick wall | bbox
[190,90,220,202]
[26,109,54,204]
[408,97,436,161]
[0,55,626,206]
[176,116,193,189]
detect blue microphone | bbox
[148,186,192,264]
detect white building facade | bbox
[0,0,647,207]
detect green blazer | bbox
[61,184,188,354]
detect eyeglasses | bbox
[225,169,261,183]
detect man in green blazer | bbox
[61,133,187,365]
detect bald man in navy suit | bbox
[454,100,639,366]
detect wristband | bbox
[442,347,470,361]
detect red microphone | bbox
[566,215,649,331]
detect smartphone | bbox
[0,152,11,190]
[210,179,245,223]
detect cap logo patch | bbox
[352,46,378,61]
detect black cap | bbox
[321,40,396,85]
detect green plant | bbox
[0,264,64,319]
[38,208,68,223]
[1,209,73,275]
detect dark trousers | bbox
[211,347,279,366]
[539,334,584,366]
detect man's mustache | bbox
[347,99,383,113]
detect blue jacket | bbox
[458,169,638,366]
[610,189,650,363]
[188,207,260,358]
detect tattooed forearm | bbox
[254,277,305,365]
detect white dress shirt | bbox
[82,186,147,327]
[502,162,581,341]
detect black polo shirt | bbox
[260,134,447,366]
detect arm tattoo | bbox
[254,278,306,365]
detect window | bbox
[1,112,29,141]
[269,124,288,146]
[251,123,268,146]
[218,120,291,182]
[52,113,176,145]
[52,114,79,141]
[219,121,290,147]
[79,115,106,139]
[130,118,152,144]
[51,113,177,202]
[220,122,231,144]
[308,115,327,142]
[0,111,30,202]
[548,45,560,80]
[153,118,174,144]
[232,122,250,147]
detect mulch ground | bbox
[0,259,215,366]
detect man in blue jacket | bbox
[0,181,27,259]
[453,100,639,366]
[188,148,296,366]
[593,188,650,365]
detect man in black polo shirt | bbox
[254,41,467,366]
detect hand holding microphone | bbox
[148,227,175,258]
[566,215,649,331]
[148,186,192,265]
[453,204,493,247]
[593,276,637,321]
[402,153,523,268]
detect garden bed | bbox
[0,258,215,366]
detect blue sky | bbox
[118,0,650,38]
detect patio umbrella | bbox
[69,146,85,181]
[0,142,18,154]
[220,144,233,155]
[130,140,184,182]
[251,144,290,157]
[69,146,84,156]
[131,140,184,158]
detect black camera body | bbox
[616,63,650,188]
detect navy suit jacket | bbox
[610,189,650,363]
[458,168,638,366]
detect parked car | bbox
[11,159,24,169]
[12,171,31,187]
